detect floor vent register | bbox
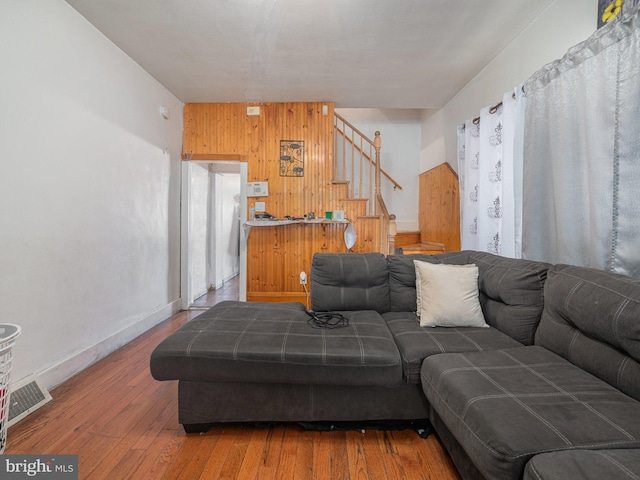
[8,375,52,427]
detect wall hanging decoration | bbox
[279,140,304,177]
[599,0,624,27]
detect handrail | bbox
[335,126,403,191]
[377,192,390,218]
[334,114,403,191]
[376,193,397,256]
[334,112,375,144]
[335,125,372,161]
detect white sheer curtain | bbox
[522,3,640,276]
[458,119,479,250]
[457,87,525,257]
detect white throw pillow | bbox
[413,260,488,328]
[415,260,423,316]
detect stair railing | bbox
[376,193,398,255]
[334,112,401,254]
[334,113,402,215]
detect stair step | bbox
[399,242,446,255]
[340,198,369,203]
[395,231,421,247]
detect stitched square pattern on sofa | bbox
[383,311,522,384]
[386,251,549,345]
[151,301,402,386]
[311,253,391,312]
[421,346,640,480]
[524,449,640,480]
[536,264,640,401]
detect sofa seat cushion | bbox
[421,345,640,480]
[524,449,640,480]
[151,301,402,387]
[383,312,522,384]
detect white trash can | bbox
[0,324,21,454]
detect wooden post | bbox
[388,213,397,255]
[374,131,381,215]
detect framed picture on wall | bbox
[279,140,304,177]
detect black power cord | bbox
[305,310,349,329]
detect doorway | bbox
[180,161,248,310]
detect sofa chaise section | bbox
[421,263,640,480]
[422,345,640,480]
[150,295,430,430]
[150,301,402,386]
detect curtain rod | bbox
[473,86,525,124]
[464,86,525,127]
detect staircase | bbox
[393,231,444,254]
[333,113,401,255]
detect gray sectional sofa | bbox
[150,251,640,480]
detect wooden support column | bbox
[374,131,381,215]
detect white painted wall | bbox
[212,173,241,288]
[188,163,210,302]
[421,0,598,173]
[0,0,183,389]
[334,109,421,231]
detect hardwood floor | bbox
[191,275,240,308]
[5,281,460,480]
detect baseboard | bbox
[246,292,308,305]
[222,271,239,284]
[36,299,182,390]
[211,271,240,290]
[192,288,209,302]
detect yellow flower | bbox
[602,0,624,23]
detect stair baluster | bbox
[334,113,402,255]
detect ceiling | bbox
[64,0,556,109]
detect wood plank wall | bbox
[183,103,379,303]
[418,163,461,252]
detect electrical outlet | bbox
[299,271,307,285]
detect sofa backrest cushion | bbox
[536,264,640,401]
[310,253,391,312]
[471,252,549,345]
[388,251,549,345]
[387,251,473,312]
